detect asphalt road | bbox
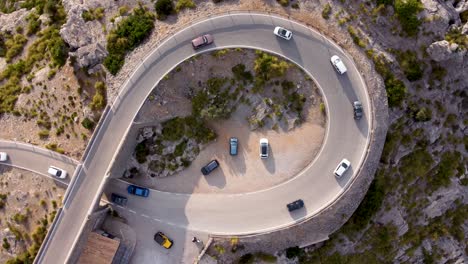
[0,140,78,185]
[38,13,370,263]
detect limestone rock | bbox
[60,6,93,50]
[70,42,108,68]
[0,8,29,33]
[426,40,467,62]
[421,0,459,36]
[377,207,409,236]
[423,179,467,219]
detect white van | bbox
[330,55,347,74]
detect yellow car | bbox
[154,232,173,249]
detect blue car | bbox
[127,185,150,197]
[229,137,238,156]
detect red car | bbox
[192,34,213,49]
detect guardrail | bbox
[80,105,111,164]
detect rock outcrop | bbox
[0,8,29,33]
[426,40,467,62]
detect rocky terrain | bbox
[0,0,466,263]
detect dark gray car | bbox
[230,137,238,156]
[287,199,304,212]
[201,159,219,175]
[353,101,363,119]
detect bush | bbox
[399,149,433,183]
[135,141,149,163]
[104,6,155,74]
[286,246,303,259]
[2,238,10,250]
[81,117,95,130]
[385,75,406,107]
[90,81,107,110]
[414,107,432,122]
[82,7,105,21]
[232,64,253,82]
[428,151,463,191]
[394,0,423,36]
[38,130,50,139]
[277,0,289,7]
[445,28,468,49]
[175,0,196,12]
[347,26,367,48]
[254,51,289,82]
[322,3,332,19]
[155,0,174,20]
[396,50,424,81]
[5,34,27,62]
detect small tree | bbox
[155,0,174,20]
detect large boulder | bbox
[426,40,467,62]
[60,6,94,50]
[69,42,108,68]
[0,8,29,33]
[421,0,460,36]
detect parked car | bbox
[334,159,351,178]
[127,185,150,197]
[287,199,304,212]
[330,55,347,74]
[273,26,292,40]
[192,34,214,49]
[48,166,67,179]
[229,137,238,156]
[111,193,128,206]
[201,160,219,175]
[260,138,269,159]
[353,101,363,119]
[0,152,8,162]
[154,232,173,249]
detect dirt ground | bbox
[0,166,65,262]
[128,49,325,194]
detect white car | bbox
[260,138,269,159]
[0,152,8,162]
[334,159,351,178]
[273,26,292,40]
[48,166,67,179]
[330,55,347,74]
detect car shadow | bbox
[335,166,354,188]
[288,206,307,221]
[261,144,276,174]
[204,164,227,189]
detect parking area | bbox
[142,104,325,194]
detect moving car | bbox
[0,152,8,162]
[154,232,173,249]
[334,159,351,178]
[127,185,150,197]
[353,101,363,120]
[111,193,128,206]
[330,55,347,74]
[192,34,214,49]
[273,26,293,40]
[287,199,304,212]
[229,137,238,156]
[48,166,67,179]
[201,160,219,175]
[260,138,269,159]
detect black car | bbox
[201,160,219,175]
[287,199,304,212]
[353,101,363,119]
[229,137,238,156]
[111,193,128,206]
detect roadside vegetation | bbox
[104,5,155,75]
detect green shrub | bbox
[155,0,174,20]
[238,253,254,264]
[394,0,423,36]
[399,149,434,183]
[13,213,28,223]
[104,6,155,74]
[254,51,289,82]
[90,81,107,110]
[38,130,50,139]
[385,76,406,107]
[414,107,432,122]
[175,0,196,12]
[286,246,303,259]
[174,139,188,157]
[232,64,253,82]
[460,10,468,24]
[277,0,290,7]
[445,28,468,49]
[82,7,105,21]
[2,238,10,250]
[322,3,332,19]
[428,151,463,191]
[81,117,95,130]
[396,50,424,81]
[45,143,65,154]
[135,141,149,163]
[5,34,27,62]
[347,26,367,48]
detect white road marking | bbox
[128,209,136,214]
[141,214,149,218]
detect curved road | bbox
[38,13,371,263]
[0,140,78,185]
